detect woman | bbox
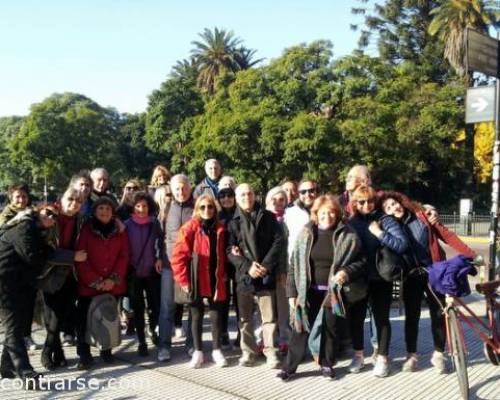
[0,205,57,387]
[116,179,141,221]
[125,192,163,357]
[171,195,228,368]
[348,186,408,377]
[148,165,171,197]
[41,188,87,370]
[0,184,31,227]
[380,191,475,373]
[154,185,173,227]
[217,187,237,348]
[75,197,129,369]
[278,195,366,381]
[218,176,236,191]
[265,186,290,354]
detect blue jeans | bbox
[158,268,175,349]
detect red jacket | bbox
[171,219,227,302]
[415,210,475,262]
[75,221,129,297]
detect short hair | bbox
[298,178,318,188]
[150,165,172,187]
[235,183,254,197]
[310,195,342,226]
[347,165,371,185]
[61,187,84,203]
[349,185,379,215]
[265,186,288,209]
[192,194,219,221]
[205,159,221,169]
[90,168,109,180]
[92,196,116,214]
[219,176,236,190]
[7,183,30,204]
[69,170,92,189]
[170,174,191,188]
[131,191,157,216]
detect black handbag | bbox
[342,278,368,303]
[376,246,406,282]
[174,253,198,304]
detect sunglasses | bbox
[125,186,139,191]
[42,209,58,220]
[218,193,235,199]
[299,188,317,195]
[67,197,82,203]
[357,199,375,206]
[199,204,215,211]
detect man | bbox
[69,170,93,217]
[90,168,118,206]
[339,165,371,217]
[226,183,283,368]
[193,159,222,199]
[284,179,319,260]
[281,180,298,208]
[158,174,194,362]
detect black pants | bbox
[23,288,37,337]
[220,276,239,336]
[190,299,222,351]
[403,275,446,353]
[284,288,339,372]
[368,280,393,356]
[76,296,92,358]
[130,274,161,344]
[43,277,77,350]
[174,304,184,328]
[0,286,37,376]
[346,297,368,352]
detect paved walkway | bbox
[0,292,499,400]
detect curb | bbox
[458,236,489,244]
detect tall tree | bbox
[428,0,499,77]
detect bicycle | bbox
[437,278,500,400]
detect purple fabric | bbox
[428,255,474,297]
[125,218,158,278]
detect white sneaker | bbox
[430,351,446,374]
[373,356,390,377]
[62,334,74,347]
[189,350,204,369]
[157,348,171,362]
[265,353,281,369]
[24,336,39,351]
[402,353,418,372]
[348,354,365,373]
[174,327,185,339]
[371,346,378,360]
[212,349,228,367]
[238,352,255,367]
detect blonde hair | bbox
[192,194,219,221]
[150,165,172,187]
[349,185,378,216]
[154,185,172,225]
[310,195,341,225]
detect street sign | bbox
[465,85,496,124]
[467,29,499,78]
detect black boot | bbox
[40,345,55,371]
[52,345,67,368]
[100,349,114,364]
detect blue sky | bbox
[0,1,368,117]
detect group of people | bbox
[0,160,476,389]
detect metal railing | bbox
[440,213,490,237]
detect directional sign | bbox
[465,86,496,124]
[467,29,499,78]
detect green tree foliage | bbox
[0,116,25,187]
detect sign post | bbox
[466,28,500,281]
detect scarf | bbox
[205,176,220,196]
[132,214,151,225]
[91,217,115,239]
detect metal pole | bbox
[488,69,500,282]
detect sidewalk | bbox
[0,296,499,399]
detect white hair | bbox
[90,167,109,180]
[204,159,220,168]
[170,174,191,188]
[235,183,253,197]
[265,186,288,209]
[219,176,236,190]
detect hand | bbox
[231,246,242,256]
[368,221,383,238]
[181,285,190,293]
[425,209,439,225]
[115,219,126,233]
[334,270,349,285]
[101,279,114,291]
[74,250,87,262]
[154,259,163,274]
[288,297,296,309]
[249,262,263,278]
[257,263,269,277]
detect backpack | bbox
[85,294,121,350]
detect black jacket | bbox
[226,203,283,292]
[0,217,51,306]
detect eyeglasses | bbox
[299,188,317,195]
[199,204,215,211]
[66,197,82,203]
[357,199,375,206]
[42,209,58,220]
[125,186,139,191]
[218,193,235,199]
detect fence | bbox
[440,213,490,237]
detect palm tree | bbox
[428,0,499,77]
[191,27,260,94]
[170,58,199,82]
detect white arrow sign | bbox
[471,97,489,112]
